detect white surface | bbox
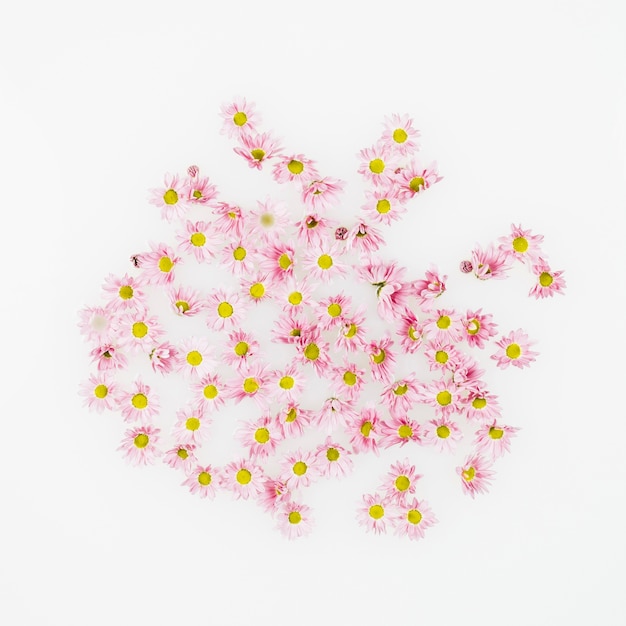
[1,1,625,625]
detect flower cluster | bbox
[78,97,565,540]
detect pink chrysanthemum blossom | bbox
[280,449,320,489]
[163,444,197,473]
[450,353,485,391]
[498,223,544,265]
[226,361,272,408]
[314,293,352,331]
[380,113,421,156]
[301,176,346,212]
[347,407,382,455]
[390,497,438,541]
[294,212,337,249]
[302,243,348,284]
[171,405,211,446]
[175,220,220,263]
[359,259,411,322]
[191,373,226,414]
[314,437,353,479]
[89,343,128,372]
[139,242,181,286]
[357,493,392,535]
[240,273,272,306]
[423,339,462,373]
[470,243,512,281]
[213,202,245,238]
[278,402,312,438]
[361,185,408,225]
[346,221,386,258]
[491,329,539,370]
[463,387,502,423]
[205,288,248,331]
[233,131,282,170]
[245,197,291,242]
[357,144,399,187]
[149,173,189,222]
[117,424,162,466]
[396,310,425,354]
[78,306,115,343]
[412,266,447,311]
[118,377,160,423]
[258,240,296,283]
[168,285,205,317]
[423,377,463,417]
[271,311,312,345]
[149,341,180,375]
[366,336,397,384]
[102,274,146,313]
[396,160,442,200]
[220,237,258,276]
[236,414,283,460]
[259,477,290,513]
[463,308,498,349]
[183,171,218,207]
[312,397,358,432]
[275,278,315,314]
[380,376,422,417]
[457,454,495,498]
[220,97,260,138]
[329,360,366,402]
[295,329,333,378]
[222,329,261,370]
[182,464,220,500]
[334,307,368,354]
[269,363,305,404]
[221,458,265,500]
[379,415,422,449]
[276,501,314,540]
[474,422,520,459]
[115,310,164,353]
[177,336,214,378]
[422,416,463,453]
[272,153,320,185]
[79,373,119,412]
[424,308,464,344]
[381,459,422,504]
[529,258,567,299]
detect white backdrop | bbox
[1,1,625,624]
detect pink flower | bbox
[423,339,462,373]
[191,373,226,413]
[276,501,314,540]
[183,171,218,207]
[329,360,366,402]
[240,273,272,306]
[222,330,261,370]
[205,288,248,331]
[226,361,271,408]
[422,416,463,453]
[450,353,485,391]
[220,237,258,276]
[269,363,305,404]
[412,266,447,311]
[491,329,539,369]
[220,97,260,138]
[272,154,320,185]
[275,278,315,313]
[213,202,245,238]
[149,173,189,222]
[258,240,296,283]
[280,449,319,489]
[171,406,211,446]
[471,243,512,280]
[314,293,352,330]
[498,223,544,265]
[233,131,282,169]
[175,220,219,263]
[347,407,382,455]
[79,373,118,412]
[115,310,164,353]
[379,415,422,449]
[78,306,115,343]
[423,308,464,344]
[294,212,337,248]
[357,144,399,187]
[89,343,128,372]
[149,341,180,375]
[457,454,495,498]
[381,459,422,504]
[529,258,567,299]
[258,478,290,513]
[301,176,346,212]
[396,160,442,200]
[138,242,181,286]
[163,444,197,473]
[221,459,265,500]
[295,329,332,378]
[245,198,291,242]
[334,308,368,354]
[380,376,422,416]
[357,493,393,535]
[346,221,386,258]
[182,465,220,500]
[359,259,410,322]
[236,414,283,459]
[423,377,463,417]
[396,310,425,354]
[168,285,205,317]
[302,243,348,283]
[177,336,214,378]
[474,422,520,459]
[117,424,162,466]
[312,397,358,432]
[271,311,312,345]
[463,387,502,423]
[118,378,160,427]
[380,113,421,156]
[366,336,397,384]
[277,402,312,438]
[463,308,498,349]
[102,274,146,313]
[314,437,353,479]
[361,185,408,225]
[390,498,438,541]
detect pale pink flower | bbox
[380,376,422,416]
[191,373,226,413]
[275,278,315,313]
[258,478,290,513]
[258,240,296,283]
[220,97,260,138]
[301,176,346,212]
[422,416,463,453]
[529,258,567,299]
[295,329,332,377]
[366,336,397,384]
[213,202,245,238]
[115,310,164,353]
[379,415,422,449]
[236,414,283,459]
[79,373,118,412]
[346,221,386,258]
[168,285,205,317]
[357,144,399,187]
[182,464,219,500]
[89,343,128,371]
[381,458,422,504]
[347,407,382,455]
[302,243,348,283]
[471,243,512,280]
[276,501,314,540]
[277,402,312,438]
[102,274,146,313]
[272,153,320,185]
[222,329,261,370]
[163,444,197,473]
[423,308,464,344]
[118,424,162,466]
[334,308,368,353]
[183,172,218,206]
[233,131,282,170]
[423,339,462,373]
[269,363,305,404]
[412,266,447,311]
[329,360,366,402]
[396,160,442,200]
[491,329,538,369]
[314,293,352,330]
[361,185,408,225]
[149,341,180,375]
[498,223,544,265]
[138,242,181,286]
[314,437,353,479]
[149,173,189,222]
[280,449,319,489]
[171,405,211,446]
[463,387,502,423]
[359,259,411,322]
[205,288,248,331]
[396,310,425,354]
[240,273,272,305]
[474,422,519,459]
[457,454,495,498]
[294,212,337,248]
[245,197,291,242]
[221,459,265,500]
[271,311,312,345]
[177,336,214,378]
[450,353,485,391]
[357,493,392,535]
[118,378,160,423]
[390,498,438,541]
[175,220,220,263]
[226,361,271,408]
[423,377,463,417]
[220,237,258,276]
[463,308,498,349]
[380,113,421,156]
[78,306,115,343]
[312,397,358,432]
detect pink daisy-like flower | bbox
[396,160,442,200]
[118,378,160,423]
[334,307,368,353]
[175,220,220,263]
[357,144,399,187]
[272,153,320,185]
[149,341,180,375]
[412,266,447,311]
[314,437,353,479]
[390,498,438,541]
[258,477,290,513]
[183,172,218,207]
[236,414,283,460]
[314,293,352,330]
[149,173,189,222]
[182,464,219,500]
[498,223,544,265]
[491,329,539,370]
[278,402,313,438]
[301,176,346,212]
[240,273,272,306]
[346,221,386,258]
[457,454,495,498]
[220,97,259,138]
[222,329,261,370]
[294,212,337,249]
[450,353,485,391]
[312,397,358,432]
[357,493,392,535]
[221,458,265,500]
[245,197,291,242]
[102,274,146,313]
[117,424,162,466]
[463,308,498,349]
[361,185,408,226]
[258,240,296,283]
[302,243,348,284]
[381,459,422,504]
[270,363,305,404]
[423,339,462,373]
[347,407,382,455]
[380,376,422,417]
[79,372,118,412]
[205,288,248,331]
[139,242,181,286]
[78,306,115,343]
[280,449,319,489]
[276,501,314,540]
[424,308,464,344]
[329,360,366,402]
[227,361,271,408]
[423,377,463,417]
[213,202,245,238]
[471,243,512,281]
[422,416,463,453]
[115,310,164,353]
[275,278,315,314]
[191,373,226,414]
[529,258,567,299]
[359,259,411,322]
[380,113,421,156]
[463,387,502,423]
[379,414,422,449]
[171,405,211,446]
[163,444,197,474]
[220,237,258,276]
[271,311,312,345]
[177,336,214,378]
[366,336,397,384]
[233,131,282,170]
[396,310,425,354]
[295,329,333,378]
[89,343,127,371]
[474,422,520,459]
[168,285,205,317]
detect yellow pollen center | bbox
[437,315,451,329]
[94,384,108,399]
[317,254,333,270]
[278,253,292,270]
[437,425,451,438]
[343,371,357,386]
[217,302,233,318]
[279,376,294,390]
[233,247,247,261]
[163,189,178,205]
[506,343,522,359]
[236,469,252,484]
[249,283,265,300]
[344,323,357,338]
[369,158,385,174]
[394,384,408,395]
[539,272,553,287]
[407,509,422,525]
[192,190,202,199]
[132,322,148,338]
[489,426,504,439]
[409,176,425,192]
[203,384,218,399]
[187,350,203,366]
[158,256,174,273]
[395,475,410,491]
[134,434,149,448]
[233,111,247,126]
[512,236,529,253]
[288,511,302,524]
[360,421,373,437]
[369,504,385,520]
[393,128,408,143]
[467,319,480,335]
[398,424,413,439]
[288,291,302,305]
[376,198,391,214]
[462,467,476,482]
[176,300,190,313]
[250,148,265,161]
[435,350,448,364]
[131,394,148,409]
[472,397,487,409]
[306,217,319,228]
[234,341,249,356]
[198,472,211,486]
[287,159,304,174]
[119,285,134,300]
[243,378,259,394]
[436,390,452,406]
[185,417,200,431]
[293,461,307,476]
[190,232,206,247]
[408,326,419,341]
[304,343,319,360]
[254,428,270,444]
[327,303,342,317]
[260,213,274,228]
[372,349,386,364]
[326,448,340,462]
[177,448,189,459]
[285,408,297,423]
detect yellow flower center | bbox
[233,247,247,261]
[254,428,270,444]
[462,467,476,482]
[163,189,178,205]
[344,323,358,338]
[408,326,419,341]
[236,469,252,484]
[304,343,319,360]
[177,448,189,459]
[409,176,425,192]
[119,285,134,300]
[278,253,292,270]
[250,148,265,161]
[176,300,190,313]
[436,390,452,406]
[436,315,451,329]
[187,350,203,366]
[293,461,307,476]
[288,291,302,305]
[407,509,422,525]
[306,217,319,228]
[394,384,408,396]
[506,343,521,359]
[472,397,487,409]
[393,128,408,143]
[539,272,553,287]
[190,232,206,247]
[512,236,529,253]
[285,408,297,423]
[243,378,259,394]
[467,319,480,335]
[185,417,200,431]
[198,472,211,486]
[343,371,357,386]
[288,511,302,524]
[279,376,295,390]
[250,283,265,299]
[132,322,148,338]
[360,421,373,437]
[287,159,304,174]
[369,504,384,519]
[94,384,108,399]
[134,433,149,448]
[489,426,504,440]
[317,254,333,270]
[217,302,233,318]
[372,349,386,364]
[234,341,249,356]
[326,448,340,462]
[437,425,451,438]
[395,475,410,491]
[158,256,174,273]
[233,111,247,126]
[369,158,385,174]
[203,384,218,399]
[435,350,448,364]
[131,393,148,409]
[398,424,413,439]
[327,303,342,317]
[192,190,202,199]
[376,198,391,214]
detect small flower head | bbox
[163,444,197,473]
[182,464,220,500]
[529,258,567,299]
[474,422,520,459]
[498,223,544,265]
[118,378,160,423]
[79,373,118,412]
[491,329,539,369]
[457,454,495,498]
[221,459,265,500]
[381,459,422,504]
[276,501,314,540]
[390,498,438,541]
[118,424,162,466]
[233,132,282,170]
[357,493,392,535]
[314,437,353,479]
[220,97,260,138]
